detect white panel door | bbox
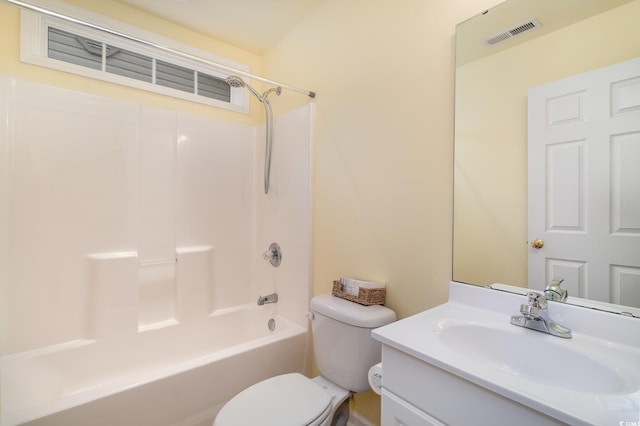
[528,57,640,306]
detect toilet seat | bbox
[214,373,333,426]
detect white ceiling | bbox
[115,0,325,54]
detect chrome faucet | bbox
[510,292,572,338]
[257,293,278,306]
[544,277,568,302]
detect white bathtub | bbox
[1,307,309,426]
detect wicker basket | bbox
[332,280,386,306]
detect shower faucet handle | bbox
[263,242,282,267]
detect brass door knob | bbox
[530,238,544,249]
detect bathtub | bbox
[1,306,309,426]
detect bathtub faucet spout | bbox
[258,293,278,306]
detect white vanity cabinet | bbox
[379,345,563,426]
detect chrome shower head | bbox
[225,75,263,101]
[225,75,245,88]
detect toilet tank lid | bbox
[310,294,396,328]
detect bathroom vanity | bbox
[372,282,640,426]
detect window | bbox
[20,4,249,112]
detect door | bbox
[528,57,640,306]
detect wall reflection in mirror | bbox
[453,0,640,314]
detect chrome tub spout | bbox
[258,293,278,306]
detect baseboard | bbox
[348,410,376,426]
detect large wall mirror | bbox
[453,0,640,312]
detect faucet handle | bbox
[520,303,540,319]
[545,277,568,302]
[527,291,547,309]
[262,242,282,267]
[520,292,546,320]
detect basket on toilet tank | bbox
[332,279,386,306]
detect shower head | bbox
[225,75,263,101]
[225,75,244,88]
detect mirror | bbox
[453,0,640,312]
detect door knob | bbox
[530,238,544,249]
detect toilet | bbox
[213,293,396,426]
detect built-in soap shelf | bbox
[138,258,178,331]
[86,246,215,338]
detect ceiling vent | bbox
[483,18,542,47]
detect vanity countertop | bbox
[373,281,640,426]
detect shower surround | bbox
[0,74,313,425]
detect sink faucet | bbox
[510,292,572,338]
[544,277,568,302]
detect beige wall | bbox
[266,0,502,314]
[263,0,503,423]
[453,0,640,288]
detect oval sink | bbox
[438,323,631,393]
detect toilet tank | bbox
[310,294,396,392]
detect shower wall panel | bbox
[4,77,139,352]
[254,105,313,328]
[138,107,178,329]
[176,113,255,312]
[0,76,10,353]
[0,75,270,355]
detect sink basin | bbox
[438,323,632,393]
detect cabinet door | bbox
[382,390,445,426]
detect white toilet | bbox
[213,293,396,426]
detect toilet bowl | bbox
[214,374,350,426]
[213,294,396,426]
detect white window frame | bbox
[19,0,251,113]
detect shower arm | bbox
[2,0,316,98]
